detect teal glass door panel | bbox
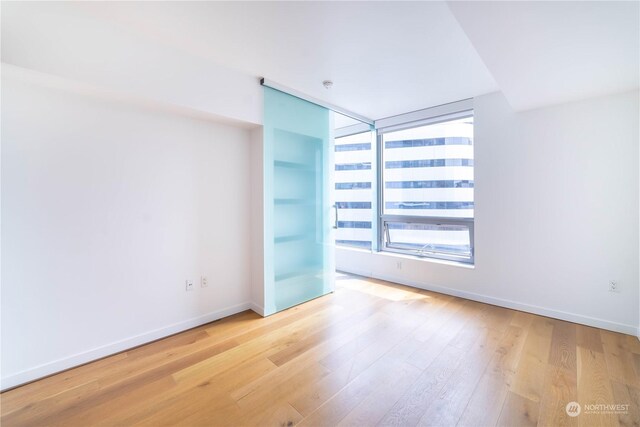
[263,87,334,315]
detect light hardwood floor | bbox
[2,273,640,427]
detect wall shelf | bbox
[274,234,313,244]
[274,160,314,172]
[274,198,315,206]
[274,267,322,283]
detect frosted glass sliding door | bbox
[263,87,334,315]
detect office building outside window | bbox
[381,116,474,263]
[333,110,474,264]
[334,132,373,250]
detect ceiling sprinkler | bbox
[323,80,333,89]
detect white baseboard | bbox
[0,302,252,391]
[337,268,640,337]
[250,303,265,317]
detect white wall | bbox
[1,70,254,389]
[2,3,263,126]
[250,126,265,315]
[338,90,640,335]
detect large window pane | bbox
[334,131,373,250]
[380,115,474,263]
[382,117,474,218]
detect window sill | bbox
[335,245,475,269]
[377,251,476,270]
[335,245,373,254]
[378,250,475,269]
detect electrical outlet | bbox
[201,276,208,288]
[396,261,402,270]
[185,280,194,292]
[609,280,620,293]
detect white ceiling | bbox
[81,1,503,120]
[448,1,640,111]
[2,1,638,123]
[1,1,497,122]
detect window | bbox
[334,131,374,250]
[379,115,474,263]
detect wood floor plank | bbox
[2,339,237,427]
[235,361,331,422]
[577,346,619,427]
[2,272,638,427]
[336,361,421,427]
[14,312,251,417]
[456,322,531,427]
[536,363,578,427]
[51,376,177,427]
[232,312,392,407]
[99,358,278,426]
[577,324,605,354]
[377,340,470,426]
[244,297,431,422]
[610,381,640,427]
[125,329,210,361]
[416,326,504,426]
[456,369,508,427]
[172,305,344,383]
[0,352,129,414]
[473,304,515,335]
[496,391,540,427]
[509,316,554,402]
[633,354,640,379]
[316,310,422,373]
[601,330,640,388]
[625,384,640,427]
[0,379,101,426]
[624,335,640,355]
[267,298,387,367]
[299,359,418,427]
[240,402,303,427]
[548,320,577,371]
[510,310,536,329]
[405,299,483,371]
[2,314,255,415]
[409,296,468,344]
[289,310,426,417]
[130,389,241,427]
